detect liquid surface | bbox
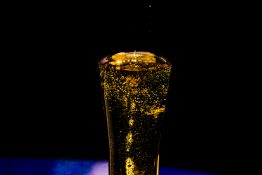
[100,51,170,71]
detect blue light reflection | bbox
[0,159,221,175]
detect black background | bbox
[1,0,243,174]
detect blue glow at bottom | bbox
[0,159,220,175]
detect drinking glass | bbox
[99,51,172,175]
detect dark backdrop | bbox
[1,1,241,174]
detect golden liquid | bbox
[99,52,172,175]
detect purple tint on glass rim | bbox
[101,57,109,64]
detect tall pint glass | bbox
[99,51,172,175]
